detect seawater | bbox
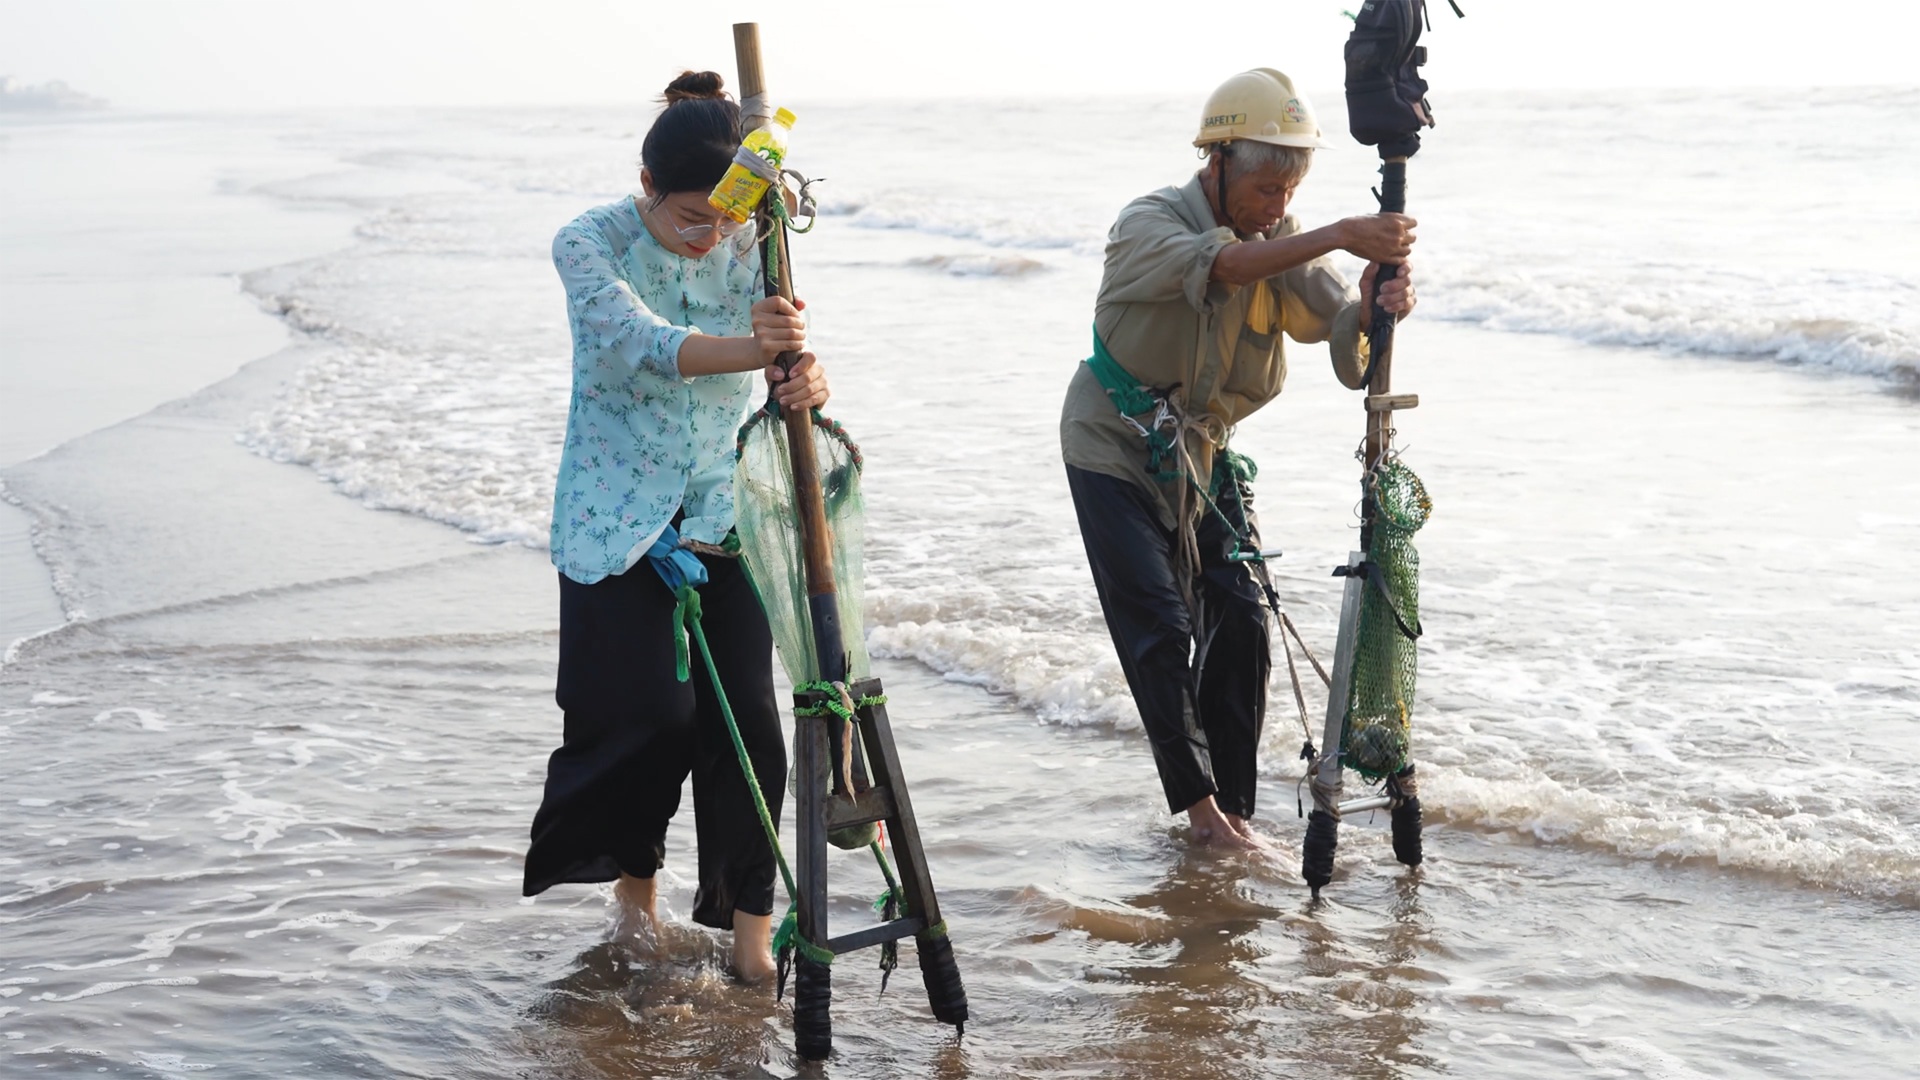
[2,88,1918,1077]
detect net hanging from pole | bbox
[731,405,872,688]
[1340,458,1432,781]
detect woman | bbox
[523,70,827,983]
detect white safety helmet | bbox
[1193,68,1329,150]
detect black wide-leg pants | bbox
[523,552,786,931]
[1066,464,1273,819]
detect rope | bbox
[869,835,902,991]
[679,585,830,987]
[773,914,837,967]
[870,839,902,913]
[683,613,921,996]
[1281,612,1333,688]
[1181,466,1350,817]
[683,585,797,901]
[1088,327,1352,804]
[1279,617,1313,744]
[671,587,698,682]
[679,537,736,559]
[793,679,856,721]
[734,404,864,470]
[1083,331,1191,484]
[766,171,821,234]
[793,681,886,719]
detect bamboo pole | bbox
[732,24,841,630]
[733,23,836,1061]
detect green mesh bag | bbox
[1341,459,1431,780]
[731,406,872,687]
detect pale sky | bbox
[2,0,1916,110]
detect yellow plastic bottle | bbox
[708,107,796,223]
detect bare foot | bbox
[730,909,777,984]
[611,873,660,951]
[1185,796,1263,851]
[1224,812,1271,850]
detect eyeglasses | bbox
[646,198,754,244]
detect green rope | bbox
[681,585,833,973]
[869,839,902,909]
[1209,448,1258,501]
[869,838,903,991]
[793,680,855,721]
[772,910,835,966]
[767,181,817,235]
[733,404,864,470]
[1084,330,1262,530]
[671,587,698,682]
[682,596,915,976]
[793,681,887,719]
[1186,468,1252,551]
[684,586,796,903]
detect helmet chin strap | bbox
[1214,145,1237,237]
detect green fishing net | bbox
[734,404,878,849]
[1341,459,1431,780]
[732,405,872,689]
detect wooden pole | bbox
[731,23,764,109]
[732,24,840,626]
[730,23,967,1050]
[733,22,837,1061]
[731,23,848,698]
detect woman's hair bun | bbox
[643,71,742,193]
[662,70,728,105]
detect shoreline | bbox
[0,487,61,653]
[2,338,553,665]
[0,111,364,653]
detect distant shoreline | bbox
[0,76,107,111]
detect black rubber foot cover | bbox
[1391,798,1423,867]
[1303,808,1339,892]
[794,955,831,1061]
[917,931,968,1034]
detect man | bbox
[1060,68,1418,850]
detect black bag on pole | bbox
[1344,0,1444,158]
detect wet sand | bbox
[0,111,359,651]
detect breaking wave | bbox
[1429,266,1920,381]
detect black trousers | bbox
[1066,464,1272,818]
[523,552,786,931]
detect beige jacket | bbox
[1060,173,1368,529]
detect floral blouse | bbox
[548,197,761,585]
